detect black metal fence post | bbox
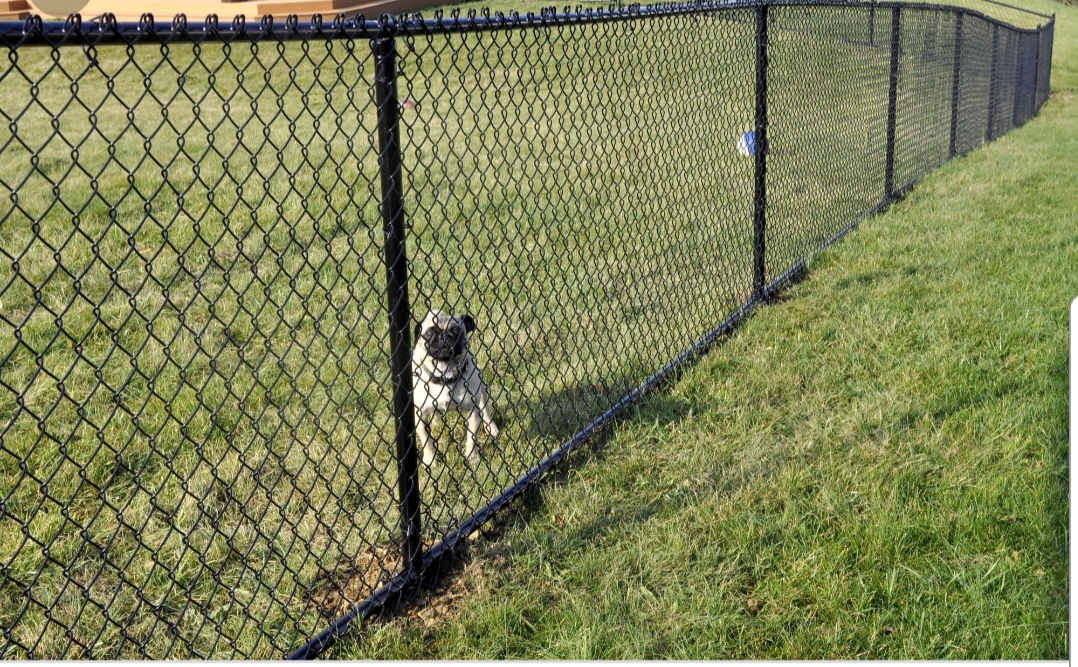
[1045,20,1054,111]
[885,6,901,201]
[1012,36,1024,128]
[869,1,876,47]
[373,27,423,576]
[1033,27,1041,115]
[753,1,769,300]
[1046,20,1054,110]
[987,24,999,141]
[948,12,963,158]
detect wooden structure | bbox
[0,0,435,21]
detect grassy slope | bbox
[0,5,956,656]
[6,3,917,655]
[336,0,1075,658]
[0,15,760,656]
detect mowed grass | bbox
[0,7,906,657]
[331,0,1075,659]
[0,32,405,658]
[0,0,1062,659]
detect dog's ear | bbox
[414,321,422,341]
[462,314,476,333]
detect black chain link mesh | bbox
[0,15,400,659]
[0,0,1054,658]
[398,3,758,555]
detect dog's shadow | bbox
[414,365,699,535]
[521,373,692,444]
[410,290,780,524]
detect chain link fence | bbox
[0,0,1054,658]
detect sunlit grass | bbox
[330,0,1072,659]
[0,0,1061,658]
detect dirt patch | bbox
[397,534,511,632]
[312,492,539,641]
[309,528,507,628]
[311,543,405,621]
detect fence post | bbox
[373,27,423,576]
[1032,27,1041,115]
[885,6,900,201]
[869,0,876,47]
[948,12,963,159]
[986,24,999,141]
[1012,35,1024,128]
[753,0,769,300]
[1046,20,1054,110]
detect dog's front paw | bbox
[487,422,500,439]
[422,444,437,466]
[465,449,481,467]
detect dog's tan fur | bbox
[412,309,499,466]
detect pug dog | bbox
[412,309,499,466]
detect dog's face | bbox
[414,310,476,373]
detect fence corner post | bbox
[753,0,769,301]
[373,25,424,577]
[869,0,876,47]
[1012,34,1025,129]
[885,5,901,201]
[948,12,963,159]
[1046,19,1054,110]
[1032,26,1041,115]
[987,23,1000,142]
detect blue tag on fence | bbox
[738,130,756,157]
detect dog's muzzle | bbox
[423,326,466,362]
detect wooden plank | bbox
[20,0,441,21]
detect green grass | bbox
[328,0,1075,659]
[0,14,758,657]
[0,0,1067,659]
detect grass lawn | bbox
[331,0,1075,658]
[0,0,1066,658]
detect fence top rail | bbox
[0,0,1052,46]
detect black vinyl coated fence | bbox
[0,0,1053,658]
